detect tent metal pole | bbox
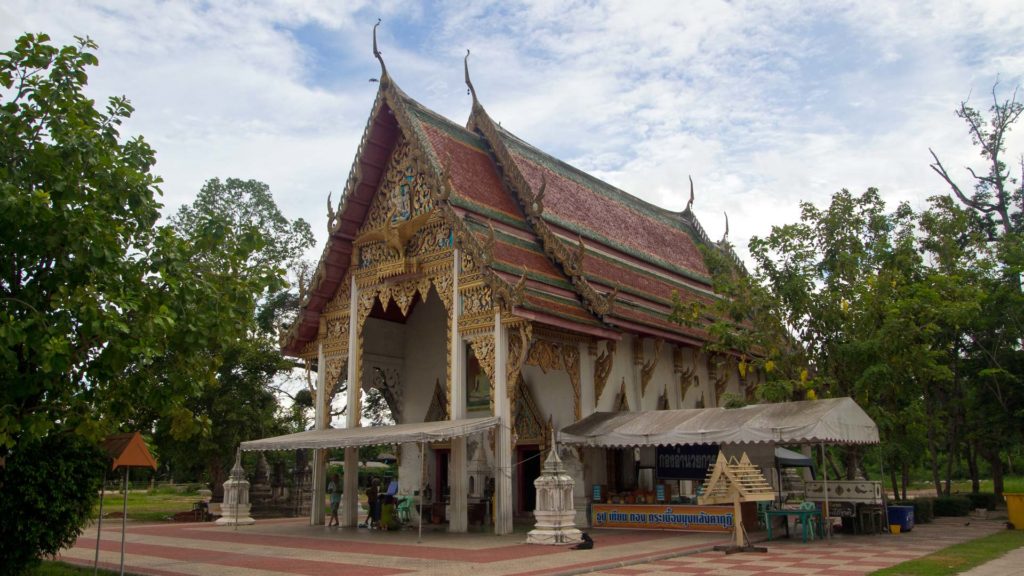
[120,467,129,576]
[820,443,830,540]
[418,440,424,543]
[94,469,106,576]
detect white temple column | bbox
[493,310,513,535]
[632,336,643,410]
[310,341,327,526]
[580,342,596,419]
[343,276,360,527]
[449,249,468,532]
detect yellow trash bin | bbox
[889,524,900,534]
[1005,493,1024,530]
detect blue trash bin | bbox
[887,505,914,532]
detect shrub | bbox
[933,495,972,516]
[0,431,106,576]
[965,492,999,511]
[895,498,934,523]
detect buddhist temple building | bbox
[251,27,762,535]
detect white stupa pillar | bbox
[527,432,582,545]
[217,451,255,526]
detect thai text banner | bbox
[591,504,733,532]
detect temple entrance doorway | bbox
[517,445,541,515]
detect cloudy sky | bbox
[3,0,1023,265]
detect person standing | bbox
[366,477,380,529]
[327,473,342,527]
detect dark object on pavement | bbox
[571,532,593,550]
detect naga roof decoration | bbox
[281,31,738,356]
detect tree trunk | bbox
[900,460,910,501]
[890,468,902,501]
[927,419,942,497]
[966,442,980,493]
[986,451,1005,498]
[844,446,859,480]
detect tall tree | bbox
[748,189,939,492]
[930,85,1024,497]
[153,177,314,488]
[0,33,273,573]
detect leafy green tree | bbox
[0,432,106,575]
[930,86,1024,497]
[0,33,171,451]
[152,177,314,489]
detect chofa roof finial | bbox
[464,49,478,105]
[372,18,388,78]
[722,212,730,244]
[686,175,695,212]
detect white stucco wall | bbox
[400,288,447,423]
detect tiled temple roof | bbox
[282,63,733,355]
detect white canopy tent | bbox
[240,417,500,451]
[559,397,878,447]
[239,417,500,540]
[560,398,879,539]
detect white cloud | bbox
[2,0,1023,271]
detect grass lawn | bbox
[870,530,1024,575]
[908,476,1024,495]
[94,485,201,522]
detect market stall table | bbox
[763,504,824,543]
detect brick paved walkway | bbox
[59,516,1008,576]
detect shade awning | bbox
[240,417,500,451]
[560,397,878,447]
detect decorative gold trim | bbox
[526,339,562,374]
[324,355,347,400]
[506,321,533,405]
[468,335,496,383]
[708,354,730,406]
[640,338,663,398]
[561,343,581,420]
[594,340,616,405]
[674,345,698,405]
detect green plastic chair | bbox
[396,497,413,523]
[798,501,820,541]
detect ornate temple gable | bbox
[425,378,448,422]
[379,81,521,316]
[512,374,544,446]
[281,59,522,357]
[352,135,454,285]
